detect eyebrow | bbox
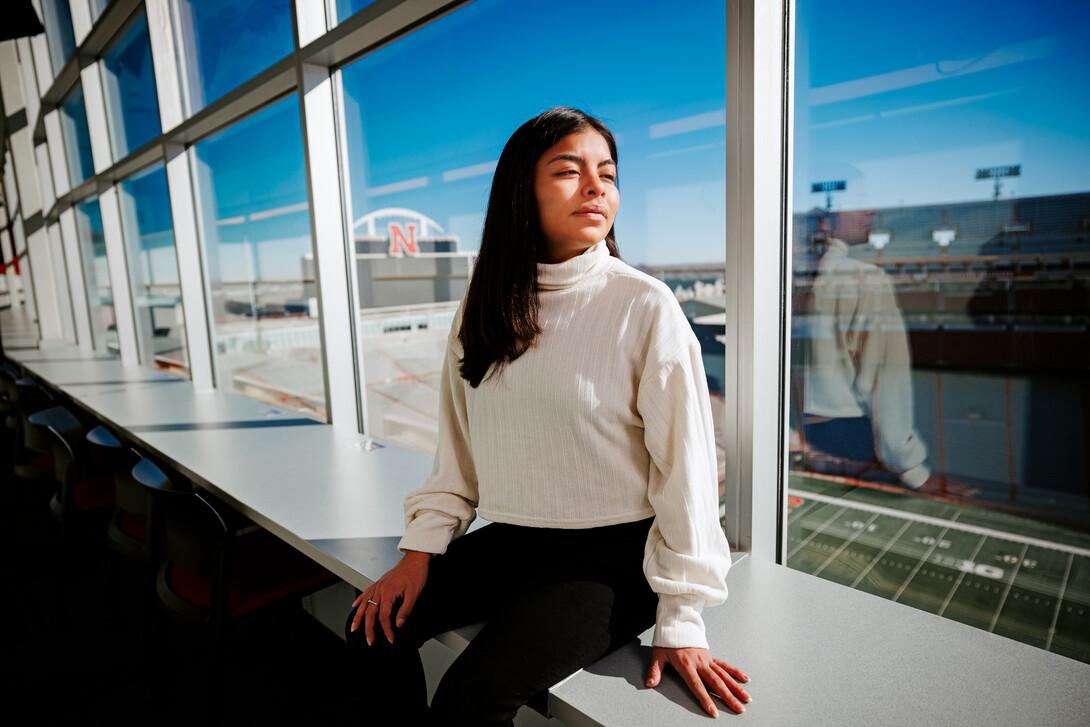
[545,153,617,167]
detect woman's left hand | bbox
[646,646,750,717]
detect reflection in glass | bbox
[118,162,187,375]
[340,0,727,462]
[40,0,76,76]
[74,197,118,355]
[173,0,294,114]
[60,84,96,187]
[334,0,377,25]
[192,95,325,419]
[101,13,161,160]
[788,0,1090,663]
[90,0,113,22]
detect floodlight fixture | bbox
[811,180,847,211]
[868,230,891,254]
[975,164,1021,201]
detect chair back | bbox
[134,458,228,578]
[29,405,84,486]
[16,381,54,454]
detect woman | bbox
[346,107,750,724]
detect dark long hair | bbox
[458,107,620,387]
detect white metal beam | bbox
[144,0,185,132]
[79,62,114,172]
[723,0,792,562]
[98,185,140,363]
[164,143,215,390]
[297,61,360,431]
[46,221,76,343]
[43,109,70,198]
[58,206,95,353]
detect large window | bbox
[101,12,161,160]
[339,0,728,464]
[191,95,325,419]
[118,162,187,375]
[59,83,96,188]
[41,0,77,76]
[172,0,295,115]
[74,197,117,356]
[787,0,1090,663]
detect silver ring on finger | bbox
[367,598,379,606]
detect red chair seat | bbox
[119,511,147,540]
[73,474,116,511]
[166,531,334,618]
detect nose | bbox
[584,174,607,196]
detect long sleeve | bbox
[843,268,929,479]
[637,316,732,650]
[398,334,480,555]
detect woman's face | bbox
[533,129,619,263]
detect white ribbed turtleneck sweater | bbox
[399,241,731,649]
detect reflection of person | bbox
[345,107,750,723]
[799,235,973,497]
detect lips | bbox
[574,205,606,218]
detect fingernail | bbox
[396,618,405,627]
[350,623,356,632]
[711,707,718,717]
[365,636,372,646]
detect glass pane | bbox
[334,0,377,25]
[173,0,295,115]
[74,197,118,356]
[118,162,188,376]
[40,0,76,76]
[59,83,96,188]
[100,13,161,160]
[340,0,728,474]
[192,95,325,420]
[788,0,1090,664]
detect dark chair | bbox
[135,458,336,717]
[29,406,115,555]
[11,378,55,483]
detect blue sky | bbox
[341,0,727,267]
[794,0,1090,212]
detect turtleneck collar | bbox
[536,241,610,291]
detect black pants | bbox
[344,518,658,726]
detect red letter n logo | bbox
[388,223,419,256]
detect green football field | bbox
[786,472,1090,664]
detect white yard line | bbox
[786,506,847,560]
[812,512,880,578]
[790,490,1090,558]
[893,522,954,602]
[1045,552,1075,651]
[849,520,913,589]
[937,534,988,617]
[990,543,1030,632]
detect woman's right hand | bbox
[350,549,432,646]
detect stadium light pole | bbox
[975,164,1021,202]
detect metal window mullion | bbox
[98,184,140,363]
[724,0,792,562]
[43,110,70,198]
[58,206,95,353]
[29,4,55,91]
[25,227,64,341]
[79,62,113,172]
[164,143,214,390]
[15,40,42,138]
[295,0,328,49]
[145,0,185,132]
[46,221,76,343]
[70,0,92,46]
[34,144,56,216]
[298,61,360,431]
